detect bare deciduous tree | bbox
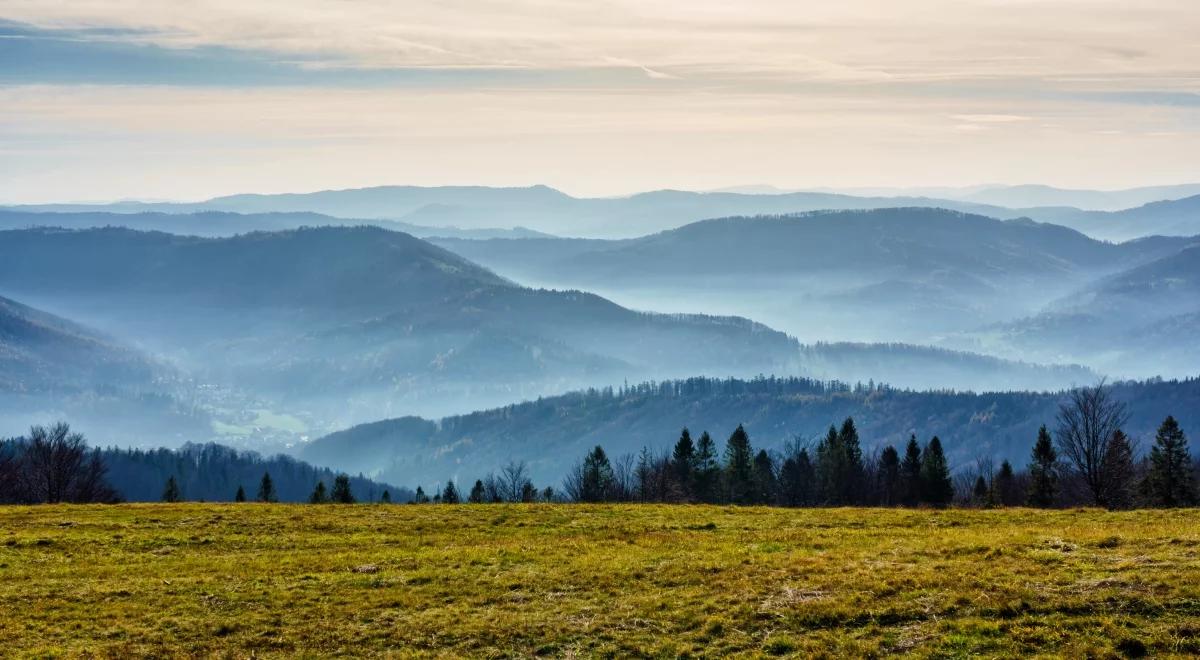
[1054,381,1130,507]
[3,423,116,504]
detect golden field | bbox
[3,504,1199,658]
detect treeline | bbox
[1,427,410,504]
[105,443,410,503]
[544,383,1197,509]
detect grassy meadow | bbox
[3,504,1199,658]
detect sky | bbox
[2,0,1199,202]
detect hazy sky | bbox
[2,1,1199,202]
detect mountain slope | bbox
[1022,195,1200,242]
[962,183,1200,211]
[0,294,210,445]
[300,375,1200,489]
[956,244,1200,377]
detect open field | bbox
[3,505,1200,657]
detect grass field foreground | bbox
[3,504,1200,657]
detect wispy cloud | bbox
[0,1,1198,200]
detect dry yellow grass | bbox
[2,504,1199,657]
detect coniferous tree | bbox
[380,490,392,504]
[441,480,460,504]
[723,425,755,504]
[256,471,276,503]
[1027,425,1058,507]
[901,435,923,506]
[330,474,355,504]
[671,428,696,499]
[521,481,537,503]
[752,449,777,505]
[579,446,615,502]
[838,418,865,504]
[162,475,181,503]
[468,479,486,504]
[413,486,429,504]
[972,475,989,506]
[1145,416,1195,507]
[541,486,555,502]
[693,432,720,503]
[1101,429,1136,509]
[309,481,329,504]
[815,425,844,505]
[234,485,246,503]
[920,437,953,507]
[778,448,816,506]
[993,460,1018,506]
[877,445,901,506]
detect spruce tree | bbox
[521,482,537,503]
[442,480,461,504]
[331,474,355,504]
[234,485,246,503]
[972,475,989,505]
[1027,425,1058,507]
[580,446,615,502]
[413,486,429,504]
[920,437,953,507]
[541,486,555,502]
[815,425,844,505]
[468,479,486,504]
[693,432,720,503]
[901,435,922,507]
[162,475,181,503]
[1145,416,1195,507]
[309,481,329,504]
[1101,429,1136,509]
[380,490,391,504]
[723,425,755,504]
[838,417,865,504]
[257,471,276,503]
[993,460,1018,506]
[671,428,696,499]
[877,445,901,506]
[752,449,777,505]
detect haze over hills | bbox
[430,208,1198,368]
[300,375,1200,489]
[0,294,209,445]
[0,225,801,436]
[958,244,1200,375]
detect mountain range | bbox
[430,208,1198,375]
[10,184,1200,241]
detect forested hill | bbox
[102,442,411,503]
[300,375,1200,490]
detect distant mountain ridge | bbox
[10,183,1198,240]
[0,208,553,240]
